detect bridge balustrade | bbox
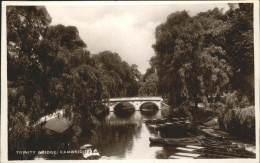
[102,97,163,112]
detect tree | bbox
[130,64,142,81]
[224,3,254,102]
[138,67,158,96]
[7,6,52,157]
[93,51,141,97]
[7,6,51,82]
[7,6,104,157]
[152,9,232,108]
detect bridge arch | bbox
[139,101,160,111]
[103,96,163,112]
[113,102,136,112]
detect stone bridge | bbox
[103,96,164,112]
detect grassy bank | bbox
[166,92,255,141]
[218,106,255,140]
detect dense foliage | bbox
[93,51,141,97]
[151,3,254,138]
[152,4,254,108]
[138,67,158,96]
[7,6,141,157]
[218,92,255,139]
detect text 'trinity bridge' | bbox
[103,96,164,112]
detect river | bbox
[34,106,172,160]
[33,105,255,160]
[89,108,170,159]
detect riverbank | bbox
[145,116,256,158]
[9,102,255,160]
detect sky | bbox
[46,3,229,74]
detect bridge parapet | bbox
[102,96,163,112]
[108,96,163,102]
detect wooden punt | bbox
[149,137,197,146]
[176,147,197,152]
[149,137,165,144]
[175,152,201,158]
[168,155,194,159]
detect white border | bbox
[254,0,260,162]
[1,1,259,163]
[1,2,8,162]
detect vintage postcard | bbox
[1,1,259,162]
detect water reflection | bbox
[114,110,135,118]
[85,107,169,159]
[33,104,255,160]
[93,123,140,158]
[140,109,159,117]
[35,106,170,160]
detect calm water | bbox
[34,107,171,160]
[33,106,256,160]
[84,108,170,159]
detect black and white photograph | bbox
[1,1,259,161]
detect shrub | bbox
[218,91,255,139]
[235,106,255,138]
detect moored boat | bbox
[80,144,100,160]
[149,137,199,146]
[149,137,165,144]
[82,149,100,160]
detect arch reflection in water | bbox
[114,102,135,118]
[140,102,159,117]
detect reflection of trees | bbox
[114,110,135,118]
[140,109,159,118]
[142,110,161,120]
[91,123,141,158]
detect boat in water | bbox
[80,144,100,160]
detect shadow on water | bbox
[32,103,255,159]
[33,104,170,160]
[86,121,141,158]
[140,109,159,117]
[81,104,165,159]
[113,102,135,118]
[159,126,190,138]
[114,110,135,118]
[140,102,159,117]
[76,102,145,158]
